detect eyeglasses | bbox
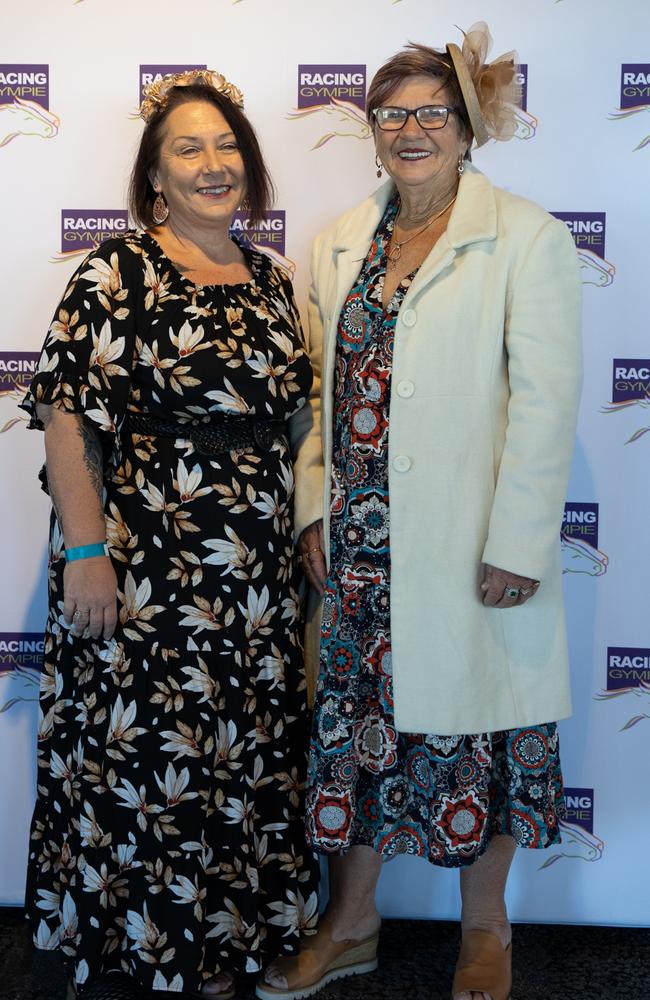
[372,105,457,131]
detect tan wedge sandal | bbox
[255,919,379,1000]
[451,929,512,1000]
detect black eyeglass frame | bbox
[371,105,458,131]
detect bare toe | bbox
[200,972,234,995]
[263,966,287,990]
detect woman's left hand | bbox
[480,563,539,608]
[298,519,327,596]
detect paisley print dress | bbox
[21,232,318,993]
[306,198,565,865]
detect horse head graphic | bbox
[538,819,604,869]
[287,97,372,150]
[0,381,29,434]
[250,243,296,279]
[0,98,60,148]
[577,248,616,287]
[595,678,650,731]
[0,661,40,714]
[608,105,650,151]
[561,533,609,577]
[601,395,650,445]
[513,108,538,140]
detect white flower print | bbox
[239,585,276,641]
[118,572,164,640]
[256,645,286,691]
[267,889,319,936]
[174,459,212,503]
[169,874,207,921]
[88,319,127,388]
[205,377,250,413]
[202,526,261,579]
[169,320,211,358]
[137,337,176,389]
[178,595,236,634]
[34,918,60,950]
[154,763,199,807]
[113,779,163,831]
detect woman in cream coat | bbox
[260,24,581,1000]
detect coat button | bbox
[397,379,415,398]
[401,308,417,327]
[393,455,412,472]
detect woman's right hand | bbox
[63,557,118,640]
[298,519,327,596]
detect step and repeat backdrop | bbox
[2,0,649,925]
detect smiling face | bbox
[149,99,246,230]
[373,73,470,199]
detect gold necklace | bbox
[386,195,457,269]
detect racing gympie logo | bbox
[513,64,538,140]
[129,65,208,118]
[0,65,59,148]
[601,359,650,445]
[595,647,650,731]
[0,633,43,715]
[539,787,603,869]
[0,352,38,434]
[551,212,615,288]
[609,65,650,151]
[230,210,295,277]
[289,65,370,149]
[51,209,129,263]
[561,502,608,577]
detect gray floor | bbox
[2,908,649,1000]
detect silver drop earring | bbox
[457,155,465,176]
[375,155,383,178]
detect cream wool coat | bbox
[291,163,582,735]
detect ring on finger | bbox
[72,610,90,621]
[504,586,520,600]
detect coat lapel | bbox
[403,164,498,304]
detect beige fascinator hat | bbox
[446,21,521,147]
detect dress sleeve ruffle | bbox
[20,237,142,490]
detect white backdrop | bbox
[2,0,650,927]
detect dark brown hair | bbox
[128,84,274,228]
[366,43,472,158]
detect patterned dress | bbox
[306,198,565,865]
[21,232,318,993]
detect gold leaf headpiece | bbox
[446,22,521,147]
[139,69,245,123]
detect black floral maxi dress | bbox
[21,232,319,994]
[305,198,565,866]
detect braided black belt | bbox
[124,411,287,456]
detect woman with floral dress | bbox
[260,24,582,1000]
[22,71,319,999]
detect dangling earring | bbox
[375,155,383,178]
[457,155,465,176]
[152,192,169,224]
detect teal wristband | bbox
[65,543,109,562]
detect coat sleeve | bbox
[481,217,583,580]
[289,235,325,540]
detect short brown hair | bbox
[366,43,472,158]
[128,84,274,228]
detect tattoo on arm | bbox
[49,481,63,522]
[75,418,104,497]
